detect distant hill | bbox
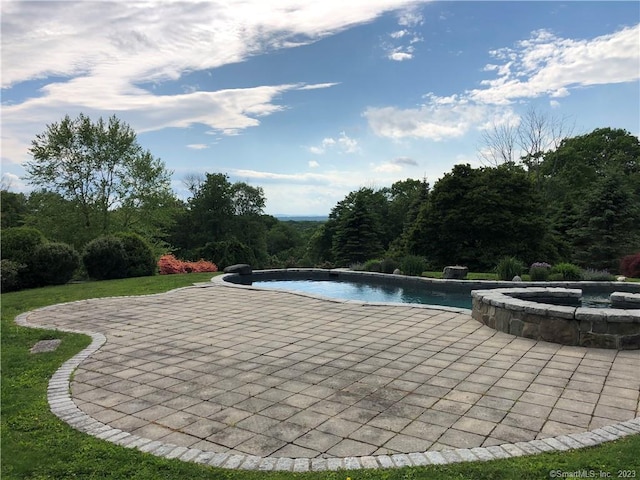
[275,215,328,222]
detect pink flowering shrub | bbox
[158,254,218,275]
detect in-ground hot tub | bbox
[471,287,640,349]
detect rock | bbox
[223,264,252,275]
[617,276,627,282]
[512,275,522,282]
[30,339,61,354]
[442,266,468,280]
[539,318,579,345]
[393,268,402,275]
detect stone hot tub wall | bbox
[471,288,640,350]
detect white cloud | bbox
[308,160,320,168]
[388,49,413,62]
[0,172,27,192]
[297,82,341,90]
[186,144,209,150]
[367,24,640,140]
[370,157,420,174]
[337,131,360,153]
[373,163,403,173]
[364,95,509,141]
[383,5,424,62]
[231,167,370,192]
[469,25,640,105]
[308,146,325,155]
[308,132,360,154]
[0,0,427,166]
[398,8,424,27]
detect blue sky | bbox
[2,1,639,215]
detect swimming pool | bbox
[221,269,637,310]
[252,278,474,309]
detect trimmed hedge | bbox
[1,259,22,292]
[31,242,80,286]
[115,232,156,278]
[1,227,46,265]
[197,240,256,270]
[82,236,128,280]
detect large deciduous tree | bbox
[478,107,573,188]
[170,172,269,267]
[25,113,172,239]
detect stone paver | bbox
[15,279,640,471]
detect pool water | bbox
[252,279,614,310]
[252,279,473,309]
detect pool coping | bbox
[219,267,640,294]
[471,287,640,349]
[213,271,472,314]
[14,278,640,471]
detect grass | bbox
[423,271,500,280]
[2,273,639,479]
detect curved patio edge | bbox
[14,287,640,472]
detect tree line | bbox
[2,113,639,287]
[315,127,639,273]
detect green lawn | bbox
[423,272,500,280]
[2,273,639,479]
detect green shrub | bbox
[400,255,426,276]
[197,240,256,270]
[380,258,399,274]
[82,236,128,280]
[1,227,48,288]
[580,268,615,281]
[1,259,23,292]
[363,259,382,273]
[496,256,524,281]
[349,262,365,271]
[548,273,564,281]
[1,227,46,264]
[115,232,156,278]
[31,242,80,286]
[529,268,550,281]
[529,262,551,281]
[551,262,582,281]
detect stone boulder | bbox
[223,264,252,275]
[442,266,468,280]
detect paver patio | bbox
[20,282,640,463]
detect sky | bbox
[2,1,639,216]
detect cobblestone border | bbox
[14,288,640,472]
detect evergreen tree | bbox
[569,172,640,271]
[332,192,384,265]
